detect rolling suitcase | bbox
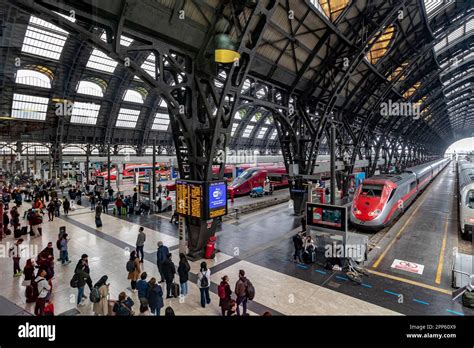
[121,207,127,215]
[21,226,28,236]
[172,283,180,298]
[14,228,22,239]
[5,228,12,236]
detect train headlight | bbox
[368,209,381,217]
[464,218,474,224]
[352,206,361,215]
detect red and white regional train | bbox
[350,158,450,230]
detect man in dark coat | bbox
[161,253,176,299]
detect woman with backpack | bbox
[127,250,141,292]
[113,291,134,316]
[197,261,211,308]
[22,258,36,286]
[178,253,190,296]
[92,275,109,316]
[218,275,232,316]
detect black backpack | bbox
[246,279,255,300]
[126,260,135,272]
[70,273,79,288]
[200,271,209,288]
[89,286,101,303]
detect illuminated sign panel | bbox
[208,181,227,218]
[306,202,348,233]
[175,180,227,219]
[176,180,202,219]
[96,176,105,187]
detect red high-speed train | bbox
[350,158,450,230]
[96,164,169,180]
[228,165,288,196]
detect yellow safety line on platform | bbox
[372,191,429,268]
[368,269,452,295]
[435,219,449,284]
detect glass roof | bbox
[11,93,49,121]
[116,108,140,128]
[21,16,68,60]
[70,102,101,125]
[152,112,170,131]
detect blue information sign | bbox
[209,182,226,209]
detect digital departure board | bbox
[139,181,150,195]
[96,176,105,187]
[176,180,203,219]
[175,180,228,220]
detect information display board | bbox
[208,181,227,218]
[139,181,150,195]
[176,180,203,219]
[175,180,227,220]
[96,176,105,188]
[306,202,348,233]
[76,173,83,183]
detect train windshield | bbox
[467,191,474,209]
[231,168,259,186]
[360,184,383,197]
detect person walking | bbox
[74,254,93,301]
[47,201,55,221]
[63,198,70,216]
[156,241,169,283]
[147,277,164,316]
[235,270,252,316]
[197,261,211,308]
[127,250,141,292]
[95,202,102,228]
[92,275,109,316]
[34,269,51,316]
[9,238,24,277]
[75,263,92,306]
[59,233,71,265]
[102,196,109,214]
[136,227,146,263]
[178,253,190,297]
[218,275,232,316]
[292,231,304,264]
[162,253,176,298]
[90,194,96,211]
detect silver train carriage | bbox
[458,160,474,240]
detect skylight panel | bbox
[256,127,268,139]
[70,102,101,125]
[152,112,170,131]
[86,49,118,73]
[270,130,278,140]
[116,108,140,128]
[241,125,254,138]
[100,32,133,46]
[11,93,49,120]
[141,53,157,79]
[231,123,239,136]
[21,16,68,60]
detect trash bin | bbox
[205,236,217,259]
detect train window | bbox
[388,189,396,201]
[410,181,416,191]
[467,191,474,209]
[361,184,383,197]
